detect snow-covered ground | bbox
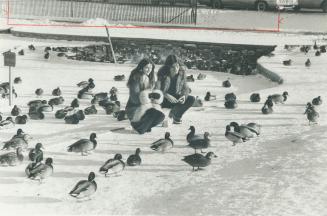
[0,26,327,216]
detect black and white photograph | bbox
[0,0,327,215]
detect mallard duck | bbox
[52,87,62,96]
[229,122,254,140]
[18,49,24,56]
[261,104,273,114]
[186,75,195,82]
[99,154,125,177]
[55,109,68,119]
[11,105,22,116]
[127,148,142,166]
[28,44,35,51]
[312,96,322,106]
[71,98,79,108]
[225,125,246,146]
[315,51,321,56]
[150,132,174,153]
[78,87,93,99]
[44,51,50,59]
[192,96,203,107]
[114,75,125,81]
[27,157,53,183]
[186,126,203,143]
[0,147,24,166]
[75,110,85,120]
[305,58,311,67]
[224,100,237,109]
[182,152,217,171]
[28,107,45,120]
[48,96,64,106]
[35,88,44,97]
[15,115,28,124]
[14,77,22,84]
[204,92,216,101]
[28,143,44,162]
[67,133,97,156]
[84,105,97,115]
[38,104,53,112]
[197,73,206,80]
[271,91,288,104]
[28,99,47,108]
[188,132,210,153]
[64,114,79,124]
[222,79,231,88]
[245,123,261,136]
[0,117,15,129]
[69,172,97,199]
[12,128,25,139]
[104,101,120,115]
[283,59,292,66]
[2,133,31,150]
[225,93,237,101]
[94,92,108,101]
[304,103,319,125]
[250,93,260,102]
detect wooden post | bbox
[9,66,12,106]
[105,25,117,64]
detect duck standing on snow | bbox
[28,106,45,120]
[127,148,142,166]
[69,172,97,200]
[48,96,64,106]
[71,98,80,108]
[35,88,44,97]
[28,44,35,51]
[222,79,231,88]
[186,75,195,82]
[12,128,25,139]
[150,132,174,153]
[304,102,319,125]
[182,152,217,171]
[245,123,261,136]
[114,75,125,81]
[2,133,31,150]
[250,93,260,102]
[99,154,125,177]
[225,93,237,102]
[67,133,97,156]
[0,117,15,129]
[229,122,255,140]
[204,91,216,101]
[225,125,246,146]
[11,105,22,116]
[14,77,22,84]
[84,105,97,115]
[315,50,321,56]
[52,87,62,96]
[283,59,292,66]
[77,78,94,88]
[0,147,24,166]
[15,115,28,124]
[188,132,210,153]
[271,91,288,104]
[197,73,206,80]
[186,126,204,143]
[64,114,80,124]
[312,96,322,106]
[44,51,50,60]
[27,157,53,183]
[305,58,311,67]
[28,142,44,162]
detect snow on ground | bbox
[0,30,327,216]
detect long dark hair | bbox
[158,54,185,80]
[127,58,155,89]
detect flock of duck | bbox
[0,42,324,200]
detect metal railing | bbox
[7,0,197,24]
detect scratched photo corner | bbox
[0,0,326,215]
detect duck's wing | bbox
[28,163,46,177]
[69,180,90,196]
[0,152,16,164]
[99,159,119,172]
[68,139,90,148]
[151,138,165,148]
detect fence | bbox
[7,0,197,24]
